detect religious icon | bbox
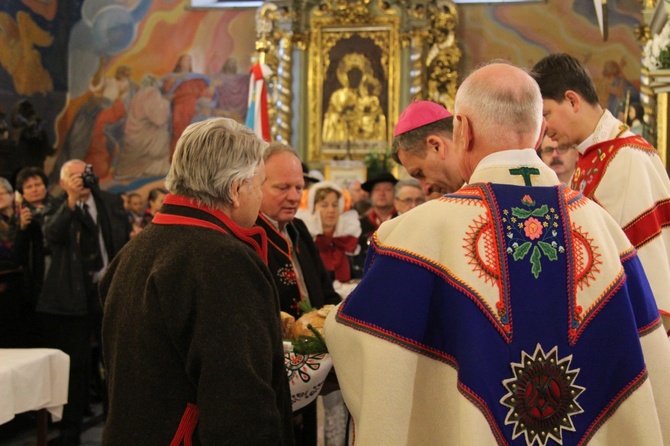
[322,53,386,143]
[309,20,399,162]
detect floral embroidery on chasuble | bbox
[337,178,648,444]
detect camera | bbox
[82,164,99,189]
[29,207,42,218]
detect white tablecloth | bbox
[0,348,70,425]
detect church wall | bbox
[0,0,643,193]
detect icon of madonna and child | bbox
[322,52,387,152]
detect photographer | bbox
[10,99,54,170]
[12,166,57,309]
[37,160,130,446]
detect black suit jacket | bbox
[38,188,131,316]
[256,214,341,318]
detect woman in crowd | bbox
[141,187,167,227]
[13,166,56,305]
[297,181,361,284]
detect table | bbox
[0,349,70,445]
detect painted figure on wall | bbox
[213,57,249,123]
[54,62,136,184]
[0,11,54,96]
[602,58,639,120]
[82,63,135,182]
[161,54,211,157]
[115,74,171,180]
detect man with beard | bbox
[537,134,578,184]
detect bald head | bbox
[453,62,544,181]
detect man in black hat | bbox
[353,171,398,276]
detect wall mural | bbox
[0,0,256,197]
[457,0,643,120]
[0,0,644,196]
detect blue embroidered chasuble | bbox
[336,182,661,445]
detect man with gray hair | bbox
[393,178,425,215]
[325,62,670,444]
[100,118,294,445]
[37,158,130,445]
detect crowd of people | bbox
[1,52,670,446]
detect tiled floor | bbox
[0,404,103,446]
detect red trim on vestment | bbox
[154,194,267,263]
[571,135,654,198]
[622,198,670,249]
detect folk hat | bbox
[361,171,398,193]
[393,101,453,137]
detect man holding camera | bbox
[37,159,130,445]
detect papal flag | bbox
[246,63,272,142]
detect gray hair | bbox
[0,177,12,194]
[165,118,267,209]
[394,178,422,198]
[455,61,543,148]
[60,159,86,179]
[263,141,299,163]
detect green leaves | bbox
[538,241,558,260]
[511,204,548,219]
[513,241,532,260]
[530,246,542,279]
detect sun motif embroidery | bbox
[500,344,585,446]
[277,264,297,285]
[464,214,500,286]
[503,195,564,278]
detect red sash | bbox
[169,403,199,446]
[152,194,268,263]
[571,135,656,198]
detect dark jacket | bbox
[37,188,130,316]
[100,199,294,445]
[256,214,341,318]
[12,194,58,303]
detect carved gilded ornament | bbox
[253,0,459,157]
[308,12,400,162]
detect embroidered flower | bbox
[524,217,543,240]
[506,195,564,279]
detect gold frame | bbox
[308,15,400,163]
[324,161,368,189]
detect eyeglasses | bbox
[540,146,573,155]
[396,197,426,206]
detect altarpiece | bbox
[252,0,461,165]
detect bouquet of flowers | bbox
[644,21,670,71]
